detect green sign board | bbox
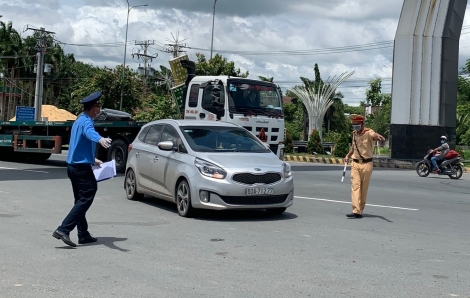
[170,84,185,108]
[0,135,13,147]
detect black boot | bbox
[346,213,363,218]
[78,234,98,244]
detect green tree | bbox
[365,78,383,106]
[283,102,304,140]
[456,62,470,144]
[195,53,248,77]
[324,91,349,133]
[363,78,391,136]
[307,129,324,154]
[344,104,363,115]
[68,65,144,115]
[133,93,179,122]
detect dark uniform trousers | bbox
[58,163,97,237]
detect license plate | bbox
[246,188,274,195]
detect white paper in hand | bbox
[92,160,117,182]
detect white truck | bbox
[174,59,285,159]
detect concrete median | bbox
[284,154,469,171]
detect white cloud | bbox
[1,0,470,106]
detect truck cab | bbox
[182,76,285,159]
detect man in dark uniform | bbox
[52,91,112,247]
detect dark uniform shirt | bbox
[66,113,102,165]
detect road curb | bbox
[283,155,469,172]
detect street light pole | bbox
[210,0,218,60]
[120,1,148,111]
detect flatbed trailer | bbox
[0,119,146,173]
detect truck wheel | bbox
[28,153,52,162]
[107,139,128,173]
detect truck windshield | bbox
[228,80,283,117]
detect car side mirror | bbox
[158,141,174,151]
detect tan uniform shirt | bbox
[351,128,375,160]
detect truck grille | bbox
[232,173,282,185]
[219,194,288,205]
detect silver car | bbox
[124,119,294,217]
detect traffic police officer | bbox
[344,114,385,218]
[52,91,112,247]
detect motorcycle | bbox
[416,149,464,179]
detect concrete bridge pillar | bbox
[390,0,467,159]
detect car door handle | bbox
[153,156,159,162]
[136,152,140,157]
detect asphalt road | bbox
[1,154,470,298]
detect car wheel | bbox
[125,169,143,201]
[266,207,286,216]
[176,180,194,217]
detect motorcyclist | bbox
[430,135,449,173]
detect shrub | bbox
[284,131,294,153]
[333,133,351,158]
[322,131,342,143]
[455,147,466,159]
[307,129,324,154]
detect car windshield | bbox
[228,80,283,117]
[180,126,271,153]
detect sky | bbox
[2,0,470,106]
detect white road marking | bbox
[0,166,49,173]
[294,196,419,211]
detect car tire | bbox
[125,169,144,201]
[266,207,286,216]
[107,139,128,173]
[176,179,194,218]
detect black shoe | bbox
[78,234,98,245]
[346,213,363,218]
[52,229,77,247]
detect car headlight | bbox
[283,162,292,178]
[194,158,227,179]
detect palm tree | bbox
[288,72,354,140]
[154,65,174,93]
[258,76,273,82]
[0,21,23,119]
[47,44,76,106]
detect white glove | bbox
[99,137,112,149]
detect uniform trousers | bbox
[350,161,373,214]
[57,163,97,237]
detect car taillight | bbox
[128,143,133,153]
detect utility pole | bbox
[132,40,157,97]
[210,0,218,60]
[27,26,55,121]
[164,32,187,58]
